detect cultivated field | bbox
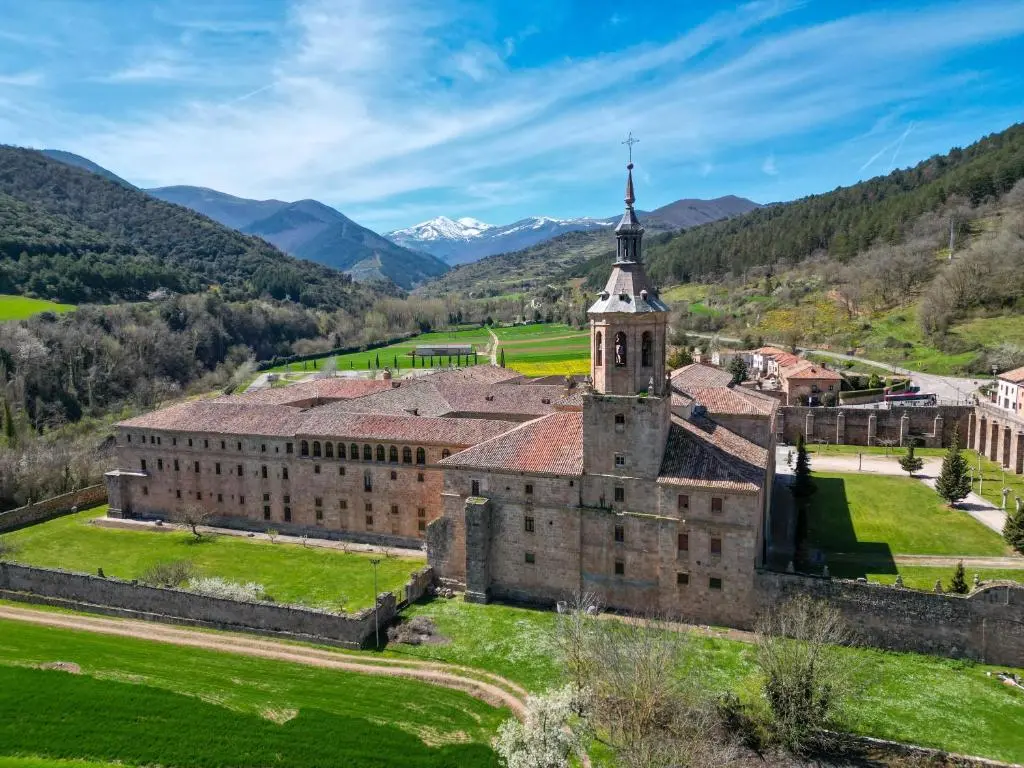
[0,617,503,767]
[3,507,422,612]
[266,327,492,374]
[0,295,75,321]
[494,323,590,377]
[391,597,1024,763]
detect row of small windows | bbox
[141,459,423,487]
[520,550,722,589]
[129,434,283,453]
[300,441,438,464]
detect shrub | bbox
[140,560,196,588]
[949,561,968,594]
[187,577,266,602]
[387,615,440,646]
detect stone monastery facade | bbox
[106,163,777,628]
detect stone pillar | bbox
[463,496,493,604]
[805,411,814,441]
[967,411,976,450]
[932,415,944,448]
[835,410,846,444]
[1004,426,1013,468]
[990,421,999,462]
[899,413,911,447]
[867,413,877,446]
[1016,432,1024,476]
[979,417,987,455]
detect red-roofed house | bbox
[995,365,1024,414]
[778,360,844,405]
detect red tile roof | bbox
[780,361,843,381]
[120,401,306,437]
[999,365,1024,384]
[439,412,584,476]
[226,378,394,406]
[690,386,777,416]
[752,346,788,357]
[658,415,767,492]
[670,362,734,391]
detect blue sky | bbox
[1,0,1023,232]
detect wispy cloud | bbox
[0,71,43,87]
[761,154,778,176]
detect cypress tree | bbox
[949,560,968,594]
[898,444,924,477]
[790,435,816,505]
[935,435,971,506]
[499,348,506,368]
[1003,501,1024,553]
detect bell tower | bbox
[588,150,670,396]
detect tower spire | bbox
[614,132,643,261]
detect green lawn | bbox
[3,507,422,612]
[964,449,1024,511]
[0,619,502,768]
[267,327,492,374]
[806,443,949,458]
[0,295,75,321]
[493,323,590,376]
[864,566,1024,591]
[806,473,1007,578]
[391,598,1024,763]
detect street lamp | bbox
[370,557,382,649]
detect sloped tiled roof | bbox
[120,401,306,437]
[658,415,767,492]
[298,408,513,446]
[439,412,584,476]
[998,365,1024,384]
[670,362,734,391]
[752,346,788,357]
[588,261,670,314]
[781,360,843,381]
[772,352,801,368]
[689,386,777,416]
[226,378,393,406]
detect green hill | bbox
[0,146,372,308]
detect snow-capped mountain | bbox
[387,215,611,265]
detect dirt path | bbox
[0,604,527,716]
[487,328,499,365]
[497,333,588,346]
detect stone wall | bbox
[0,485,107,533]
[0,561,419,648]
[757,571,1024,666]
[969,404,1024,475]
[777,405,971,447]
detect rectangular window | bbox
[188,438,193,447]
[237,441,242,451]
[172,437,177,446]
[261,444,267,453]
[261,465,268,479]
[711,497,723,514]
[710,537,722,555]
[339,500,348,510]
[217,493,223,503]
[263,505,271,520]
[365,502,373,512]
[203,439,209,449]
[196,491,202,500]
[709,577,723,590]
[391,504,399,515]
[525,483,533,495]
[142,485,148,496]
[614,486,625,503]
[286,442,293,454]
[263,492,270,502]
[314,464,321,475]
[614,524,624,543]
[140,459,147,471]
[417,472,424,482]
[127,434,131,443]
[418,520,426,533]
[314,497,322,507]
[220,440,226,450]
[339,466,346,476]
[390,470,397,480]
[524,552,536,564]
[176,489,181,499]
[157,458,163,471]
[471,480,480,496]
[282,467,289,480]
[365,514,374,528]
[174,459,180,472]
[283,506,291,522]
[417,507,426,518]
[677,572,689,586]
[236,464,243,476]
[614,454,625,467]
[677,533,689,552]
[524,516,535,533]
[614,560,625,576]
[239,495,245,505]
[215,462,221,475]
[316,509,323,522]
[283,495,290,504]
[678,494,689,511]
[194,461,200,473]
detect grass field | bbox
[964,449,1024,511]
[267,328,492,374]
[806,473,1007,581]
[805,443,949,458]
[863,566,1023,591]
[0,295,75,321]
[494,323,590,377]
[390,598,1024,763]
[0,619,503,768]
[2,507,422,612]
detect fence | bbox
[0,485,107,533]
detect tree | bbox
[1003,499,1024,553]
[898,443,924,477]
[173,504,210,540]
[948,560,968,594]
[934,435,972,506]
[728,356,748,385]
[499,348,506,368]
[667,346,693,369]
[790,435,816,507]
[755,596,852,753]
[3,399,16,447]
[493,685,591,768]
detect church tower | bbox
[588,159,670,396]
[581,146,672,488]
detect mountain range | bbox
[387,195,759,265]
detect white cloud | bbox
[761,154,778,176]
[0,71,43,87]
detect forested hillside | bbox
[0,147,372,308]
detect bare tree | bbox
[173,504,211,540]
[755,595,854,754]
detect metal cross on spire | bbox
[621,132,639,164]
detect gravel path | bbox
[0,604,527,716]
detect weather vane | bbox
[621,132,639,164]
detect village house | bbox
[777,360,844,405]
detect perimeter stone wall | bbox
[777,405,971,447]
[0,485,107,533]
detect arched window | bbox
[416,447,426,465]
[441,449,451,459]
[376,445,386,462]
[364,469,373,492]
[352,443,360,461]
[300,440,309,457]
[338,443,346,459]
[325,442,334,458]
[614,331,627,367]
[641,331,653,368]
[312,441,322,457]
[595,331,603,368]
[389,445,399,463]
[363,444,372,461]
[403,447,412,464]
